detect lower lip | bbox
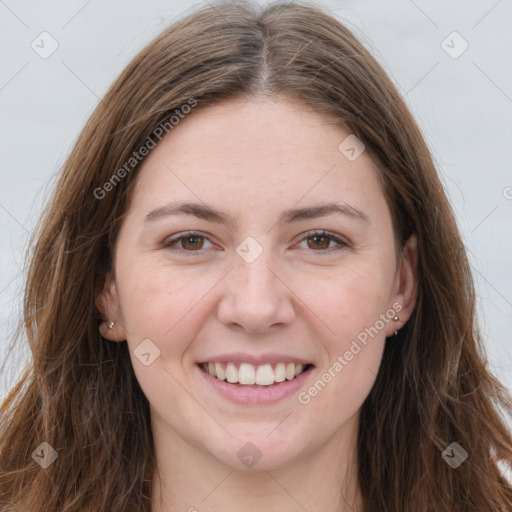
[196,364,315,405]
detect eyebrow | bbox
[144,201,370,226]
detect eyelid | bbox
[295,229,350,251]
[161,229,350,254]
[161,231,217,254]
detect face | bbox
[99,95,417,471]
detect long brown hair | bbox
[1,1,511,510]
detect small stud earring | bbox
[393,315,400,336]
[108,321,115,329]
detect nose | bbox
[217,251,296,334]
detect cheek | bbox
[291,260,391,409]
[293,258,392,342]
[114,261,219,411]
[116,257,225,356]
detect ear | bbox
[386,234,418,337]
[96,272,127,342]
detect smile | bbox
[199,361,312,387]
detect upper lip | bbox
[197,352,314,366]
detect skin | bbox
[98,94,418,512]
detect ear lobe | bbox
[96,273,126,342]
[387,234,418,336]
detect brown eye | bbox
[307,234,331,250]
[180,234,204,250]
[162,232,213,253]
[298,230,348,252]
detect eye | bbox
[296,230,349,252]
[161,231,214,254]
[161,230,349,255]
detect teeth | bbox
[215,362,225,380]
[201,361,309,386]
[225,363,238,383]
[255,364,274,385]
[239,363,256,385]
[274,363,286,382]
[286,363,295,380]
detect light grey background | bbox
[1,0,511,402]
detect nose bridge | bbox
[217,239,295,332]
[234,233,277,288]
[234,243,280,306]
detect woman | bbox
[1,1,511,510]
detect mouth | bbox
[197,361,314,388]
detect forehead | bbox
[128,95,388,224]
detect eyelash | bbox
[161,230,349,256]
